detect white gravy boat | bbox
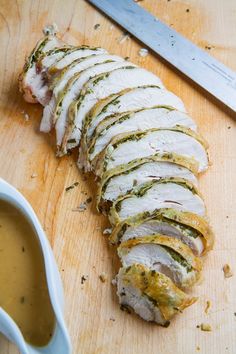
[0,178,72,354]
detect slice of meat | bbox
[54,61,136,149]
[33,46,75,105]
[40,54,125,133]
[117,264,197,326]
[110,208,214,256]
[80,86,186,163]
[18,35,63,104]
[109,177,206,225]
[97,154,198,212]
[62,67,164,153]
[118,235,202,288]
[88,107,197,162]
[37,46,74,72]
[47,46,107,74]
[36,46,108,106]
[95,127,209,176]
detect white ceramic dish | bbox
[0,178,72,354]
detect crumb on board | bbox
[81,275,88,284]
[65,181,79,192]
[110,317,115,321]
[43,23,58,36]
[196,346,200,351]
[103,228,112,235]
[86,197,92,204]
[205,300,211,314]
[72,202,87,212]
[94,23,100,30]
[138,48,149,57]
[111,277,117,286]
[21,111,30,121]
[31,173,38,178]
[223,264,233,278]
[198,323,212,332]
[99,272,107,283]
[72,197,92,212]
[118,32,130,44]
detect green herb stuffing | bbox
[162,246,192,273]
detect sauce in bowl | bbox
[0,199,55,346]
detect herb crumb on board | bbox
[43,23,58,35]
[197,323,212,332]
[117,32,130,44]
[223,264,233,278]
[86,197,92,204]
[138,48,149,57]
[72,203,87,212]
[94,24,100,30]
[81,275,88,285]
[99,272,107,283]
[21,110,30,121]
[72,197,92,212]
[205,300,211,314]
[103,228,112,235]
[65,181,79,192]
[111,278,117,286]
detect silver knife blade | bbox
[87,0,236,112]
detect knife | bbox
[87,0,236,112]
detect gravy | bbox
[0,199,55,346]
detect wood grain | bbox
[0,0,236,353]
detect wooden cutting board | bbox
[0,0,236,353]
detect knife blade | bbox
[87,0,236,112]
